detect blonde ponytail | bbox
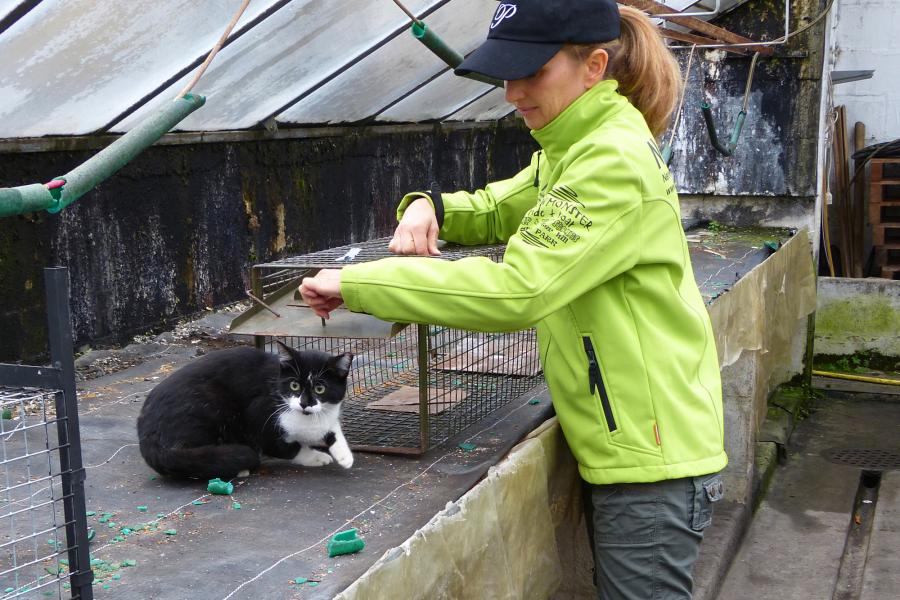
[568,6,682,139]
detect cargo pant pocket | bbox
[690,473,725,531]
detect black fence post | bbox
[44,268,93,599]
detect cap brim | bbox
[454,38,563,81]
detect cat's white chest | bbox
[279,408,339,444]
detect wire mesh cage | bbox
[233,237,544,455]
[0,388,71,598]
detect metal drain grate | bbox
[824,448,900,470]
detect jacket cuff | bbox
[395,187,444,229]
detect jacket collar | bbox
[530,79,627,165]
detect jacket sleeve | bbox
[341,141,641,332]
[395,152,541,245]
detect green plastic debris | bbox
[90,558,103,566]
[292,577,308,585]
[458,442,477,452]
[164,529,177,536]
[46,566,61,575]
[528,398,541,405]
[121,527,132,535]
[232,502,242,510]
[137,505,148,512]
[4,588,13,593]
[98,517,108,523]
[60,559,69,566]
[87,528,95,541]
[86,511,96,517]
[308,582,319,587]
[207,478,234,495]
[1,409,12,419]
[327,528,365,557]
[112,574,121,581]
[121,559,136,567]
[764,240,780,252]
[191,500,205,506]
[156,513,165,518]
[107,522,117,528]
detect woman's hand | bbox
[299,269,344,319]
[388,197,441,256]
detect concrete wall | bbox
[0,125,537,361]
[815,277,900,356]
[831,0,900,146]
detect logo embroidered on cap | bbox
[491,3,517,29]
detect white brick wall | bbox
[832,0,900,145]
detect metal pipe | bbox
[0,94,205,218]
[410,22,503,88]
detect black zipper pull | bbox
[582,337,601,395]
[533,151,541,188]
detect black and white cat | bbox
[137,342,354,480]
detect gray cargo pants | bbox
[582,473,725,600]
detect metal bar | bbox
[0,364,62,389]
[44,267,94,599]
[0,0,43,36]
[256,0,453,127]
[659,28,750,56]
[417,324,429,453]
[619,0,774,55]
[0,120,520,154]
[251,267,266,351]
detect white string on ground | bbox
[221,385,551,600]
[84,443,138,469]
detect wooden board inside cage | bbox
[431,334,541,376]
[365,385,468,415]
[230,279,408,339]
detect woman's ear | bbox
[585,48,609,88]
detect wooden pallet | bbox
[870,158,900,278]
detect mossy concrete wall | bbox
[815,277,900,356]
[0,125,536,361]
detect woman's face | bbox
[504,48,607,130]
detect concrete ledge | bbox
[693,500,751,600]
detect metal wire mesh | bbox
[0,388,69,598]
[255,237,544,454]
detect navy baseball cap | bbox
[455,0,621,81]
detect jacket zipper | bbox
[582,336,617,432]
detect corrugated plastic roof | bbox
[0,0,753,139]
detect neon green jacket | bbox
[341,80,726,484]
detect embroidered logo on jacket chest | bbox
[519,185,593,248]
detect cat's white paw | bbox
[293,448,333,467]
[332,446,354,469]
[236,469,250,478]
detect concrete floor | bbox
[716,391,900,599]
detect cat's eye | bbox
[289,381,301,391]
[314,384,326,395]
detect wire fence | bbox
[0,269,93,599]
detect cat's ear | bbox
[275,340,296,363]
[330,352,354,378]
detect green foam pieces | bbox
[86,528,95,541]
[137,505,148,512]
[85,511,96,517]
[458,442,477,452]
[121,559,136,567]
[207,478,233,495]
[292,577,308,585]
[528,398,541,405]
[191,500,205,506]
[327,528,365,557]
[232,502,242,509]
[164,529,177,536]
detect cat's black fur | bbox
[137,343,352,479]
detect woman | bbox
[301,1,726,597]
